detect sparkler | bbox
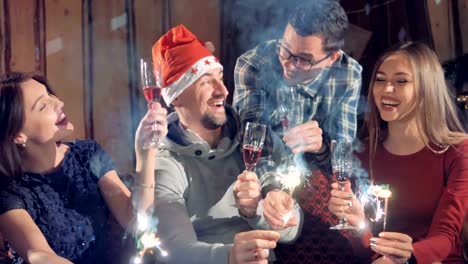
[278,165,302,193]
[359,184,392,232]
[273,165,304,225]
[132,212,168,263]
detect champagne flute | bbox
[277,85,297,132]
[242,122,266,171]
[140,57,162,149]
[330,139,356,230]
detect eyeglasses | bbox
[276,41,332,71]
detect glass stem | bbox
[338,181,347,223]
[338,181,346,191]
[148,102,159,146]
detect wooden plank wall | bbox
[45,0,85,141]
[5,0,42,73]
[0,0,5,74]
[90,0,134,172]
[171,0,220,58]
[427,0,456,62]
[427,0,468,61]
[0,0,220,173]
[2,0,464,171]
[459,0,468,53]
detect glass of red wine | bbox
[277,85,297,132]
[330,139,356,230]
[140,57,162,149]
[242,122,266,171]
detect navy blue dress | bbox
[0,140,116,264]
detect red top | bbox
[357,139,468,263]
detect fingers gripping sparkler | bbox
[276,165,302,225]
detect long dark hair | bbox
[0,72,56,184]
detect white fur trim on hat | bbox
[162,56,223,105]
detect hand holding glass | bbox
[140,58,162,149]
[330,139,355,230]
[242,122,266,171]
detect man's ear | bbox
[328,51,341,64]
[171,97,181,107]
[13,133,27,145]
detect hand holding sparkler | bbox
[370,232,414,264]
[328,181,365,228]
[229,230,280,264]
[263,190,298,229]
[233,171,261,218]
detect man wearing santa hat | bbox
[152,24,302,264]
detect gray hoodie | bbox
[154,106,301,264]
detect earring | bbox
[21,140,27,148]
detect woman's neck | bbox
[21,142,66,174]
[384,119,425,155]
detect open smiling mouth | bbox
[381,99,400,108]
[56,112,69,125]
[208,99,225,110]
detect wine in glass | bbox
[140,57,162,149]
[330,139,356,230]
[277,85,297,132]
[242,122,266,171]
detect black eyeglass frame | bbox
[276,41,333,71]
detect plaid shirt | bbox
[233,40,362,180]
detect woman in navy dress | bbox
[0,72,167,263]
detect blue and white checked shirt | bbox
[233,40,362,180]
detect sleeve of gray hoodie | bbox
[154,156,232,264]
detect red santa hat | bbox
[152,24,223,105]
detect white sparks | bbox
[132,256,142,264]
[278,165,302,192]
[140,232,161,248]
[358,221,366,230]
[137,212,150,231]
[281,211,294,226]
[360,184,392,231]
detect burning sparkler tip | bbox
[132,256,142,264]
[358,221,366,230]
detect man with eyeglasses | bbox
[233,1,366,263]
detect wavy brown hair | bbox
[366,42,467,177]
[0,72,56,185]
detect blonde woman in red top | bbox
[329,42,468,263]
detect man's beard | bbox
[201,112,227,130]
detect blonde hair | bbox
[367,42,467,171]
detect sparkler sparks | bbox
[359,184,392,231]
[281,210,294,226]
[261,164,304,227]
[277,165,303,193]
[133,212,168,262]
